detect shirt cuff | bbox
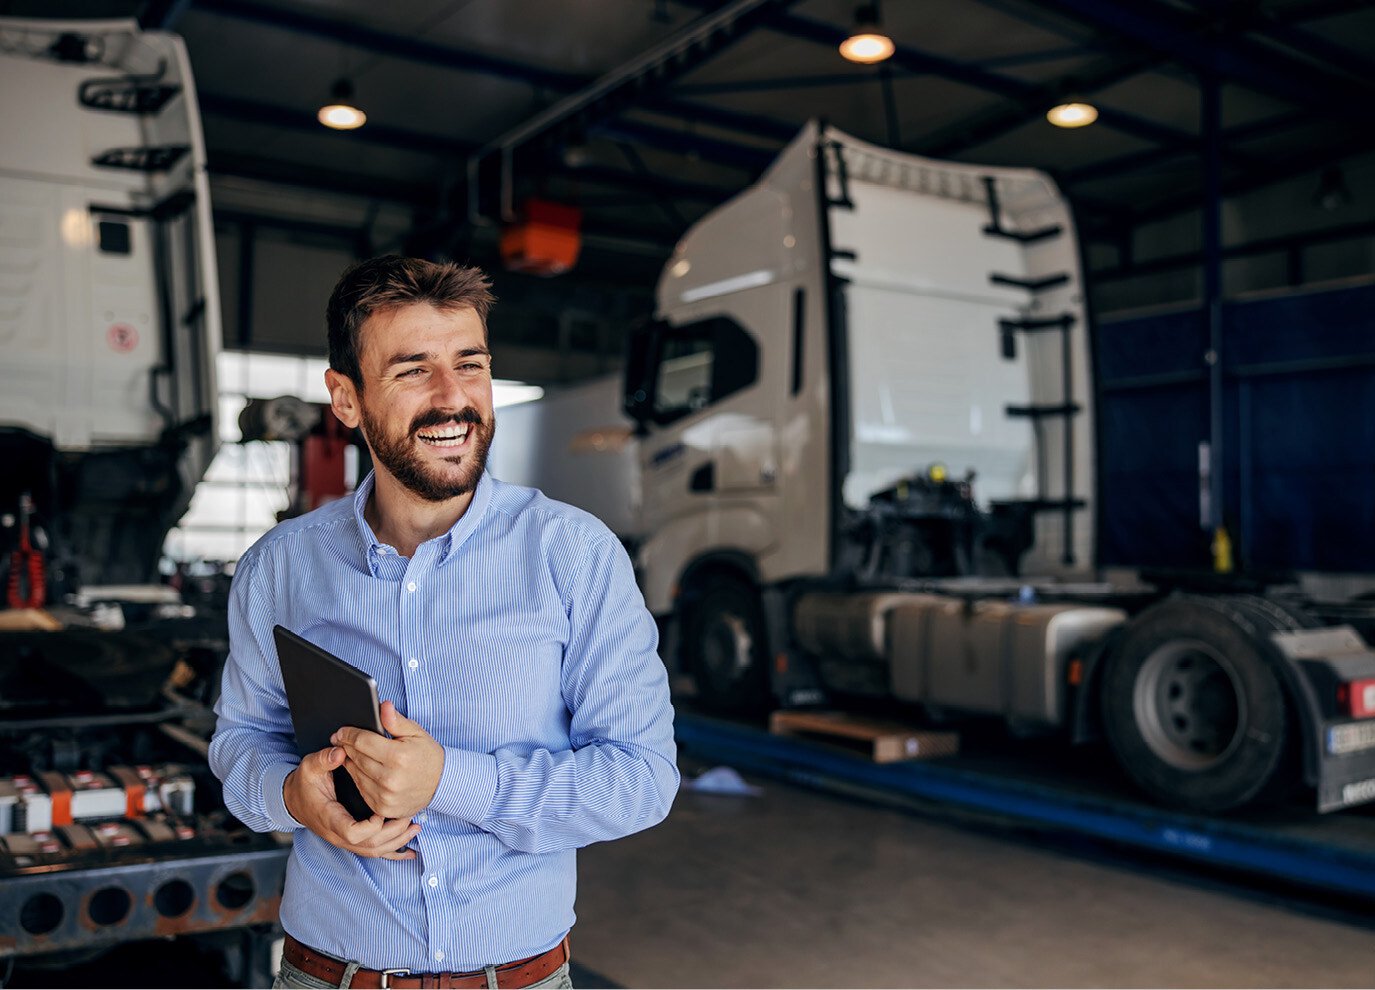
[262,759,305,833]
[428,746,498,825]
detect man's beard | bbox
[361,402,494,503]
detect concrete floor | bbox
[571,762,1375,989]
[12,760,1374,988]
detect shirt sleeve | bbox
[208,551,305,834]
[427,530,680,853]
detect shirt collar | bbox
[351,469,495,574]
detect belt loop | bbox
[339,960,361,989]
[483,964,499,989]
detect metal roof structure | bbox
[6,0,1375,334]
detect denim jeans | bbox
[272,957,574,990]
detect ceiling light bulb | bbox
[318,104,366,129]
[840,32,895,64]
[319,78,366,130]
[1047,101,1098,128]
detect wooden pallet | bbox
[769,710,959,763]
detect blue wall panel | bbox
[1097,282,1375,573]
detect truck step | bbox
[1005,402,1082,419]
[999,314,1076,334]
[982,223,1063,244]
[769,710,958,763]
[989,272,1071,293]
[91,145,189,172]
[79,79,181,114]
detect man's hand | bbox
[333,701,444,821]
[283,744,420,860]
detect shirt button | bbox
[407,581,417,593]
[427,875,438,888]
[434,951,445,963]
[408,658,419,670]
[418,813,428,823]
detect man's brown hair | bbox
[326,255,495,387]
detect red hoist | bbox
[7,492,45,610]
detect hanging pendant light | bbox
[318,78,366,130]
[840,3,895,65]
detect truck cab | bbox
[623,122,1095,699]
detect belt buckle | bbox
[379,968,411,989]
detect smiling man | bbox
[209,255,679,990]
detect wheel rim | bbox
[1133,639,1245,770]
[699,611,754,691]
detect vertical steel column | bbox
[1202,72,1224,543]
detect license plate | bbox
[1328,721,1375,755]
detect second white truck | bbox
[493,122,1375,816]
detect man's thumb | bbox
[380,699,416,736]
[313,745,345,769]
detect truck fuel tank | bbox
[793,592,946,697]
[889,597,1125,730]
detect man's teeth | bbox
[417,425,471,446]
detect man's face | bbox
[332,302,495,503]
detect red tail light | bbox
[1341,678,1375,718]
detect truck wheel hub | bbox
[1133,640,1244,770]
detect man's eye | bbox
[398,368,424,378]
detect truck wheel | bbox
[682,576,771,715]
[1100,597,1296,814]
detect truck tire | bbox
[682,575,771,716]
[1100,596,1297,814]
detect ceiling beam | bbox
[1136,133,1375,226]
[1182,0,1375,85]
[209,150,434,205]
[198,92,753,200]
[1028,0,1375,125]
[1060,110,1305,187]
[667,0,1216,157]
[193,0,797,146]
[914,49,1161,159]
[1091,216,1375,282]
[199,92,471,156]
[195,0,582,90]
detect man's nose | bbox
[429,366,470,407]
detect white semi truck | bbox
[0,19,285,980]
[494,122,1375,816]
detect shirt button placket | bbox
[399,570,422,716]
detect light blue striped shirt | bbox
[209,470,678,972]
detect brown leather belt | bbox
[282,933,570,990]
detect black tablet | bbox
[274,625,385,821]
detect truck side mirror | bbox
[622,319,662,429]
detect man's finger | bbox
[341,813,389,845]
[319,799,364,837]
[364,819,419,850]
[333,728,391,762]
[350,820,419,857]
[305,745,345,774]
[341,747,389,784]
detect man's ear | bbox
[325,368,362,430]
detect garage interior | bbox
[2,0,1375,987]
